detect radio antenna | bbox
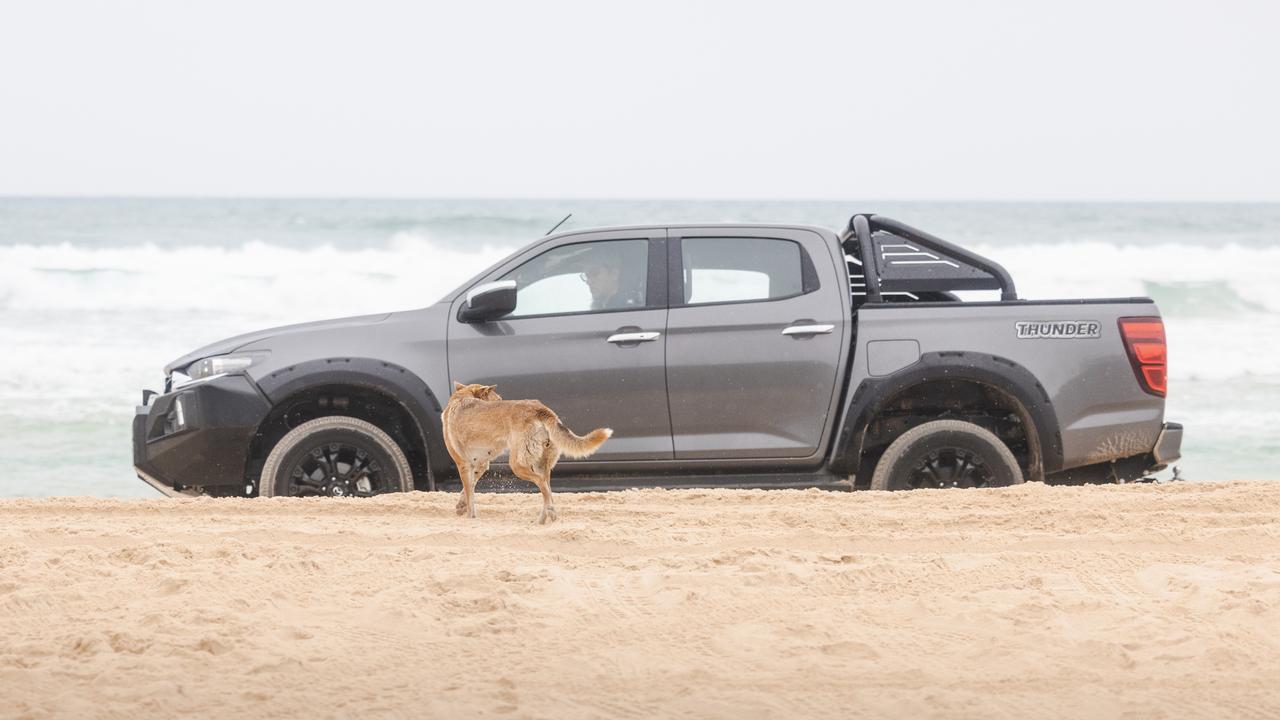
[544,213,573,236]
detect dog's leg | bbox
[469,460,491,520]
[508,453,550,525]
[445,441,469,516]
[534,476,556,524]
[532,455,557,524]
[456,463,474,517]
[465,467,479,519]
[537,449,559,523]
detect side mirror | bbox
[459,280,517,323]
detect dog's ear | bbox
[453,381,465,392]
[485,384,498,393]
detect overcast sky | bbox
[1,0,1276,200]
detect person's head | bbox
[580,258,621,301]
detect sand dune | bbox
[2,481,1278,719]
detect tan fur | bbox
[442,381,612,524]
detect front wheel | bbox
[259,416,413,498]
[870,419,1024,491]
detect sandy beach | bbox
[2,481,1278,719]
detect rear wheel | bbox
[259,416,413,498]
[870,419,1023,491]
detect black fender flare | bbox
[253,357,447,490]
[829,351,1064,481]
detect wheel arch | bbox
[830,351,1063,483]
[249,358,447,491]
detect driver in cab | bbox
[580,251,644,311]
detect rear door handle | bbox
[607,331,661,344]
[781,324,834,336]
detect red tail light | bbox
[1118,317,1167,397]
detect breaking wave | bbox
[2,236,1277,387]
[3,237,1277,316]
[0,232,517,317]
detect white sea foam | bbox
[968,242,1280,383]
[4,237,1275,313]
[1,237,1272,311]
[0,233,517,428]
[969,241,1280,311]
[2,238,1276,389]
[0,232,517,316]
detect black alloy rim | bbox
[286,442,390,497]
[905,447,995,489]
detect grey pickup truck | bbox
[132,214,1182,497]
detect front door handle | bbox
[607,331,661,344]
[781,324,834,336]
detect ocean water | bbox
[1,198,1277,497]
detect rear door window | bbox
[680,237,810,305]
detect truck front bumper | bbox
[132,374,272,496]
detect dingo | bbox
[442,382,612,523]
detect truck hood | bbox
[164,312,393,374]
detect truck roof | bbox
[545,222,836,240]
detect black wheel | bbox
[258,416,413,498]
[870,419,1023,491]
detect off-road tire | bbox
[259,416,413,498]
[870,419,1023,491]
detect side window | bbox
[681,237,807,305]
[500,239,648,317]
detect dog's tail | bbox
[545,416,612,458]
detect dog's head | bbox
[451,381,502,401]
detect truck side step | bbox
[436,469,855,493]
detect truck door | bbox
[447,229,672,461]
[665,228,846,459]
